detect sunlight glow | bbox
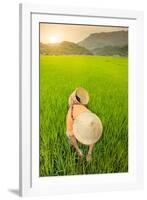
[49,36,59,43]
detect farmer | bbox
[66,87,103,161]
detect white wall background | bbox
[0,0,146,199]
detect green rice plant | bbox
[39,55,128,176]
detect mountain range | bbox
[40,31,128,56]
[40,41,92,55]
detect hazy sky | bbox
[40,23,128,44]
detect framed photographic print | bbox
[19,3,144,196]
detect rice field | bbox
[39,55,128,176]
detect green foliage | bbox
[40,55,128,176]
[92,45,128,56]
[40,41,93,55]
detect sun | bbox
[49,36,59,44]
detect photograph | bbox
[39,23,128,177]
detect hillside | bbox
[40,41,93,55]
[92,45,128,56]
[78,31,128,51]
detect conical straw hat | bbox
[73,111,103,145]
[68,87,89,106]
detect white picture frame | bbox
[19,3,144,197]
